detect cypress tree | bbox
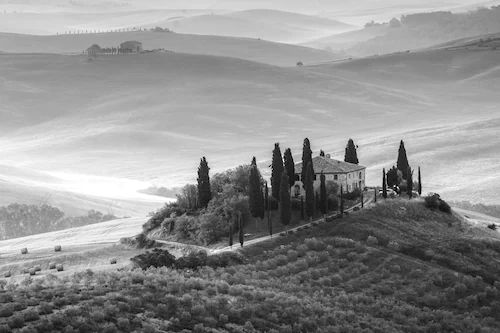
[264,181,269,211]
[249,157,264,219]
[382,168,388,199]
[320,172,327,214]
[374,187,377,203]
[344,139,359,164]
[197,157,212,208]
[239,212,244,247]
[340,185,344,216]
[300,196,305,220]
[301,138,313,186]
[279,172,292,229]
[228,225,233,248]
[418,166,422,196]
[319,150,325,157]
[305,162,315,220]
[407,166,414,199]
[269,213,273,237]
[271,143,284,200]
[361,189,364,208]
[283,148,295,189]
[397,140,410,180]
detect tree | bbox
[264,181,269,211]
[248,157,265,220]
[407,167,414,199]
[228,225,233,248]
[374,187,377,203]
[300,197,305,220]
[319,150,325,157]
[382,168,388,199]
[279,172,292,229]
[344,139,359,164]
[386,166,399,187]
[283,148,295,189]
[340,185,344,216]
[271,143,284,200]
[238,212,244,247]
[418,166,422,196]
[87,44,102,58]
[301,138,313,186]
[197,157,212,208]
[305,162,315,220]
[320,172,327,215]
[397,140,410,180]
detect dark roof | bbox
[294,156,365,174]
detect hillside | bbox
[1,46,500,206]
[0,31,342,66]
[302,25,389,51]
[0,199,499,331]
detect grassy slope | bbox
[1,46,499,206]
[302,25,389,51]
[1,199,499,332]
[0,30,341,67]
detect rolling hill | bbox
[302,25,389,51]
[1,43,499,208]
[0,31,342,66]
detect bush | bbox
[425,193,452,214]
[487,224,497,230]
[366,235,379,246]
[143,203,186,233]
[291,198,302,211]
[23,309,39,322]
[8,314,24,329]
[343,188,361,201]
[130,249,176,270]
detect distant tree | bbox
[264,181,269,211]
[374,187,377,203]
[248,157,265,219]
[279,172,292,229]
[386,166,399,187]
[382,168,387,199]
[418,166,422,196]
[283,148,295,189]
[271,143,284,200]
[320,172,327,215]
[228,225,233,248]
[397,140,410,180]
[305,162,315,220]
[301,138,313,186]
[344,139,359,164]
[319,150,325,157]
[389,17,401,28]
[87,44,102,58]
[197,157,212,208]
[238,212,244,247]
[407,167,414,199]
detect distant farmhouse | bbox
[292,155,366,197]
[120,40,143,53]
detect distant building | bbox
[120,41,143,53]
[292,154,366,197]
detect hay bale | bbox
[22,267,29,274]
[34,265,41,272]
[110,258,117,265]
[29,268,36,276]
[56,264,64,272]
[49,262,57,269]
[4,271,11,278]
[21,248,28,254]
[54,245,62,252]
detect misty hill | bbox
[345,6,500,56]
[302,25,389,51]
[1,45,500,205]
[0,31,342,66]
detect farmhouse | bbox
[292,154,366,197]
[120,40,143,53]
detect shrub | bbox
[130,249,176,270]
[0,305,13,318]
[425,193,452,214]
[54,245,62,252]
[28,269,36,276]
[343,188,361,201]
[38,302,53,315]
[366,235,379,246]
[0,325,11,333]
[49,262,56,269]
[56,264,63,272]
[23,309,39,322]
[487,224,497,230]
[8,314,24,329]
[34,265,41,272]
[387,241,401,251]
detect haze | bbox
[1,0,499,218]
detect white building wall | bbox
[291,168,365,198]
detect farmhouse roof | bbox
[294,156,365,174]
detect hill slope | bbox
[1,46,500,206]
[0,199,499,331]
[0,31,341,66]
